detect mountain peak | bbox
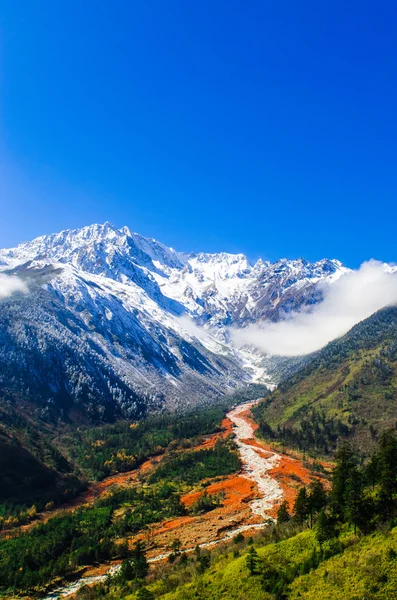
[0,223,351,301]
[120,225,133,237]
[0,221,357,414]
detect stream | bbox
[43,401,283,599]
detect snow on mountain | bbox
[0,222,349,420]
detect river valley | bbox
[43,401,328,599]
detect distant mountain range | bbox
[0,222,349,421]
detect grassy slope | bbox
[254,307,397,453]
[288,530,397,600]
[162,531,318,600]
[117,527,397,600]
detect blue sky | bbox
[1,1,396,267]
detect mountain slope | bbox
[0,401,82,505]
[0,222,348,419]
[142,528,397,600]
[0,266,246,420]
[253,307,397,454]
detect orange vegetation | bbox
[236,405,331,517]
[80,454,162,504]
[0,418,232,540]
[132,473,260,559]
[239,407,260,431]
[2,407,332,561]
[182,474,256,509]
[266,449,330,518]
[0,454,163,539]
[194,417,234,450]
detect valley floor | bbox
[41,402,330,600]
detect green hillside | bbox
[253,307,397,455]
[140,528,397,600]
[82,528,397,600]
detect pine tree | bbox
[307,480,327,528]
[246,546,261,575]
[197,553,211,573]
[345,467,365,534]
[376,430,397,520]
[293,487,309,523]
[276,500,290,523]
[120,540,149,581]
[330,442,357,520]
[365,454,379,489]
[171,538,182,553]
[137,588,155,600]
[316,509,337,544]
[120,558,135,581]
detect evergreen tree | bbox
[365,454,379,489]
[197,553,211,573]
[376,430,397,520]
[330,442,357,519]
[171,538,182,553]
[119,558,135,582]
[262,560,282,595]
[120,540,149,581]
[276,501,291,523]
[345,467,365,534]
[316,509,337,544]
[246,546,261,575]
[307,480,327,528]
[293,487,309,524]
[168,537,182,563]
[137,588,155,600]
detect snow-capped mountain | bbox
[0,222,349,421]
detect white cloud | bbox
[175,315,205,338]
[231,260,397,357]
[174,314,218,345]
[0,273,28,299]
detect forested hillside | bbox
[253,307,397,455]
[0,402,83,508]
[0,402,243,594]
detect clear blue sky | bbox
[1,1,396,267]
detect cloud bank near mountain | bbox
[231,260,397,356]
[0,273,28,299]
